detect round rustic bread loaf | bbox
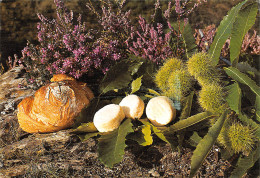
[17,74,94,133]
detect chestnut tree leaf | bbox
[224,67,260,97]
[230,142,260,178]
[208,0,247,66]
[99,59,143,94]
[71,122,98,133]
[164,112,214,134]
[131,76,143,94]
[78,132,99,142]
[128,124,153,146]
[230,1,258,65]
[225,82,242,114]
[190,110,228,178]
[98,118,134,168]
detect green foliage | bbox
[187,52,220,85]
[225,82,242,114]
[230,1,258,65]
[99,59,143,94]
[230,143,260,178]
[98,119,134,168]
[198,83,226,114]
[179,91,194,120]
[78,132,100,142]
[128,124,153,146]
[224,67,260,97]
[72,122,98,133]
[190,110,228,178]
[181,22,198,59]
[256,96,260,122]
[188,132,202,147]
[208,0,248,66]
[164,112,214,134]
[131,76,143,94]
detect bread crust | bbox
[17,74,94,133]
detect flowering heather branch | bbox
[126,16,173,65]
[21,0,132,83]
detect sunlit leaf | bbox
[72,122,97,133]
[98,119,134,168]
[78,132,99,142]
[131,76,143,94]
[225,82,242,114]
[230,143,260,178]
[128,124,153,146]
[147,88,161,96]
[230,1,258,65]
[189,110,228,178]
[224,67,260,97]
[208,0,247,66]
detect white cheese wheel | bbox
[93,104,125,132]
[119,94,145,119]
[146,96,176,126]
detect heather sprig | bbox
[126,16,173,65]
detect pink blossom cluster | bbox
[126,16,173,65]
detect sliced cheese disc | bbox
[146,96,176,126]
[93,104,125,132]
[119,94,145,119]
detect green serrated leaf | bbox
[230,143,260,178]
[164,112,214,134]
[131,76,143,94]
[189,110,228,178]
[225,82,242,114]
[179,91,194,120]
[78,132,99,142]
[128,124,153,146]
[98,119,134,168]
[208,0,247,66]
[224,67,260,97]
[230,1,258,65]
[71,122,97,133]
[99,59,143,94]
[181,22,197,58]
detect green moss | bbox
[198,82,226,114]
